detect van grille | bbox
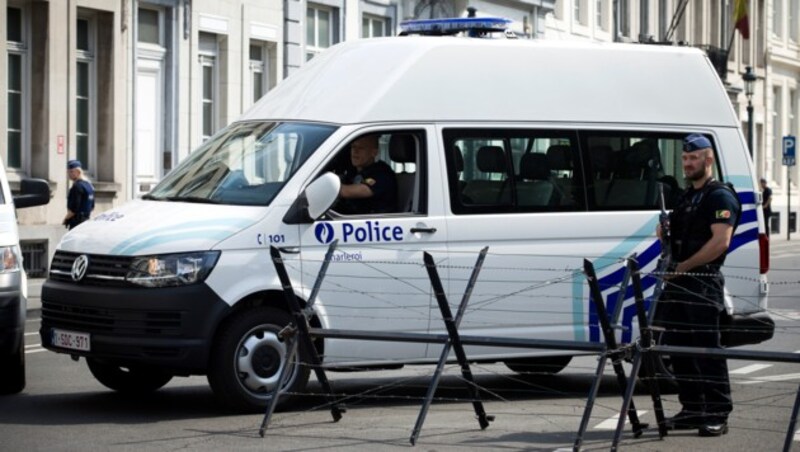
[49,251,133,287]
[41,301,184,337]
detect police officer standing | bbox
[63,160,95,230]
[338,134,397,214]
[657,134,741,437]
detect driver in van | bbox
[338,134,398,214]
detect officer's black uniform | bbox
[339,161,397,214]
[66,179,95,230]
[659,176,740,427]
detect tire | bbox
[86,358,173,393]
[0,338,25,395]
[207,307,310,413]
[505,356,572,375]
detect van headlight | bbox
[0,246,21,273]
[126,251,220,287]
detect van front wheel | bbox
[86,359,173,393]
[207,307,310,413]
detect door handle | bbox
[410,227,437,234]
[278,246,301,254]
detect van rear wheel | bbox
[505,356,572,375]
[86,359,173,393]
[207,307,310,413]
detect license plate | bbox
[52,328,91,352]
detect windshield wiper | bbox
[164,196,221,204]
[141,194,162,201]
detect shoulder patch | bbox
[715,209,731,219]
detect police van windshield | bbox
[146,122,337,206]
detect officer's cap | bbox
[67,159,82,170]
[683,134,712,152]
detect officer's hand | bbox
[656,224,663,241]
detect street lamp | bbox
[743,66,756,158]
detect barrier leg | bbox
[573,353,611,451]
[410,247,488,445]
[423,252,494,433]
[627,257,668,438]
[259,325,299,436]
[270,246,344,423]
[583,259,646,439]
[784,384,800,452]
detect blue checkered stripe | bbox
[588,189,759,343]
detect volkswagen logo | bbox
[71,255,89,282]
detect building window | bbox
[362,14,388,38]
[619,0,630,37]
[250,43,269,103]
[596,0,604,30]
[773,86,783,183]
[199,33,218,142]
[76,17,95,173]
[791,89,798,139]
[307,4,334,60]
[138,7,161,45]
[773,0,783,38]
[574,0,583,25]
[6,6,26,169]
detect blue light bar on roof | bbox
[399,17,512,36]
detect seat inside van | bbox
[389,133,418,212]
[545,144,575,206]
[601,139,661,207]
[461,146,510,204]
[517,153,556,207]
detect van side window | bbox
[443,129,583,214]
[584,132,720,211]
[325,130,427,216]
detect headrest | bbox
[626,139,661,170]
[476,146,506,173]
[589,146,614,172]
[546,145,572,170]
[453,146,464,172]
[519,153,550,181]
[389,134,416,163]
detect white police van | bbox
[40,18,772,411]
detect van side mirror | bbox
[283,172,341,224]
[13,178,51,209]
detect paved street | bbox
[5,237,800,451]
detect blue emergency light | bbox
[399,17,512,37]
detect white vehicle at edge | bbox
[0,160,50,395]
[40,22,773,412]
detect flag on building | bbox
[734,0,750,39]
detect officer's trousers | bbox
[656,270,732,422]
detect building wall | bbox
[4,0,798,275]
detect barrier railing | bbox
[257,244,800,451]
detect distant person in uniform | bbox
[760,177,772,235]
[63,160,95,230]
[338,135,397,214]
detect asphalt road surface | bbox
[3,240,798,451]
